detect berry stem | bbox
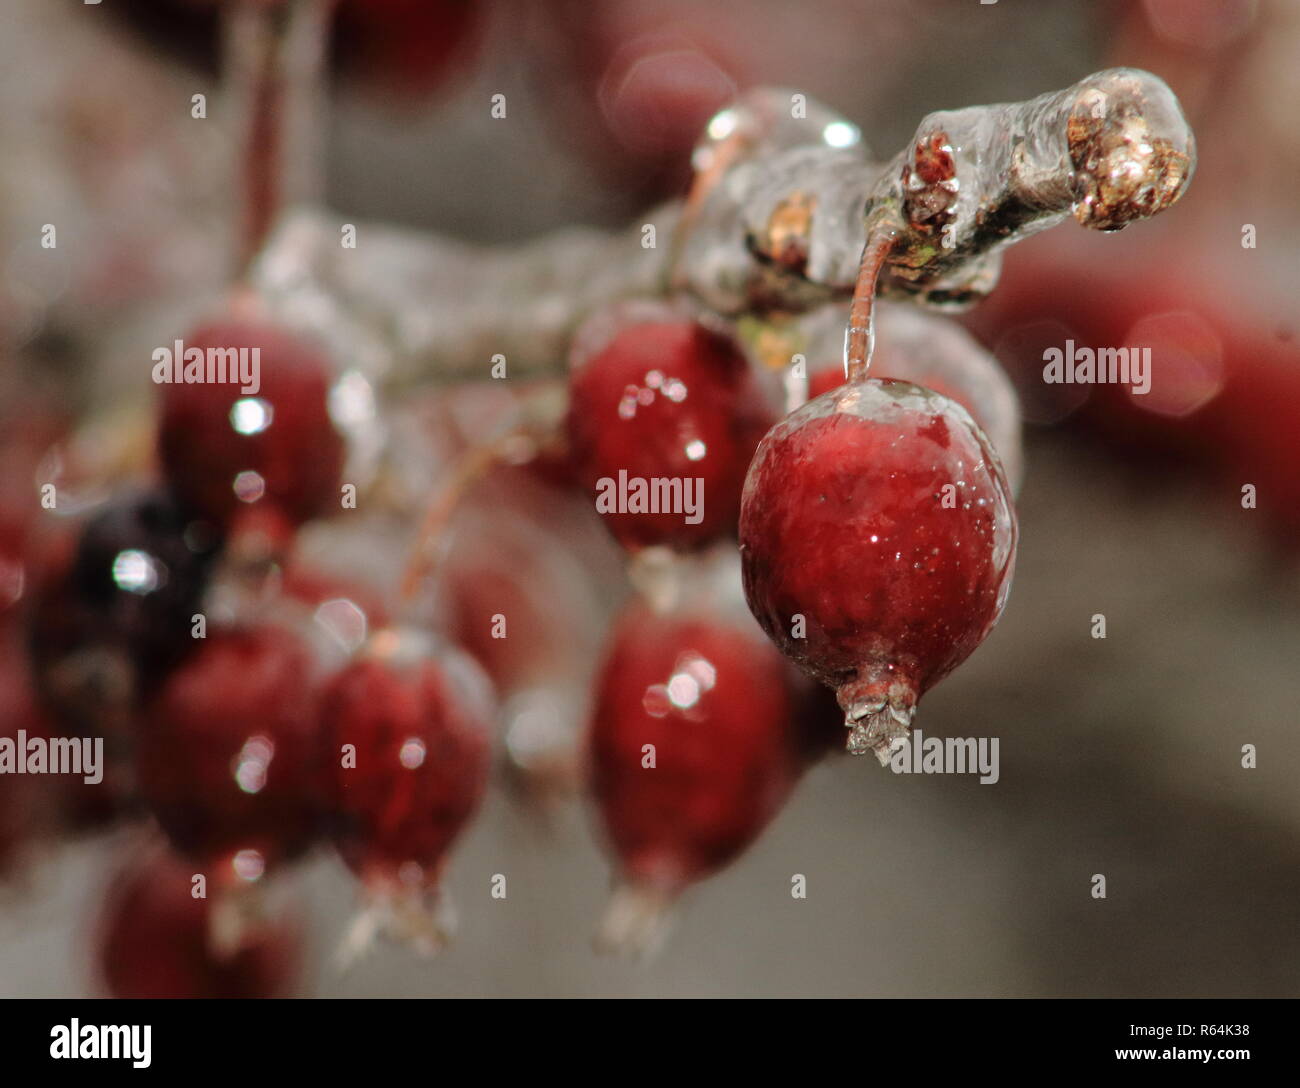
[397,427,535,604]
[222,0,332,282]
[842,222,898,383]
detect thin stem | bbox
[222,0,332,283]
[222,1,276,279]
[397,429,534,603]
[842,224,897,382]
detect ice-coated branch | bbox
[676,68,1195,314]
[250,206,677,390]
[871,67,1196,307]
[250,71,1193,388]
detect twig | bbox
[223,0,331,281]
[397,427,534,603]
[250,70,1193,387]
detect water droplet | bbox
[229,397,273,436]
[111,549,162,595]
[399,737,427,769]
[233,470,266,503]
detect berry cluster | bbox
[0,3,1199,992]
[5,310,502,990]
[1,282,1022,981]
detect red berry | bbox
[441,554,558,694]
[437,502,607,693]
[323,631,493,955]
[138,625,326,881]
[587,594,798,953]
[427,470,624,803]
[962,246,1300,544]
[157,321,344,530]
[326,635,493,881]
[332,0,480,99]
[566,308,776,552]
[739,379,1017,761]
[97,846,301,999]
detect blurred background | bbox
[2,0,1299,997]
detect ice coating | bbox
[251,206,679,391]
[739,379,1018,761]
[795,300,1024,493]
[688,86,868,179]
[677,144,879,315]
[676,89,875,313]
[674,68,1194,314]
[872,67,1196,305]
[248,71,1192,387]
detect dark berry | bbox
[25,491,221,772]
